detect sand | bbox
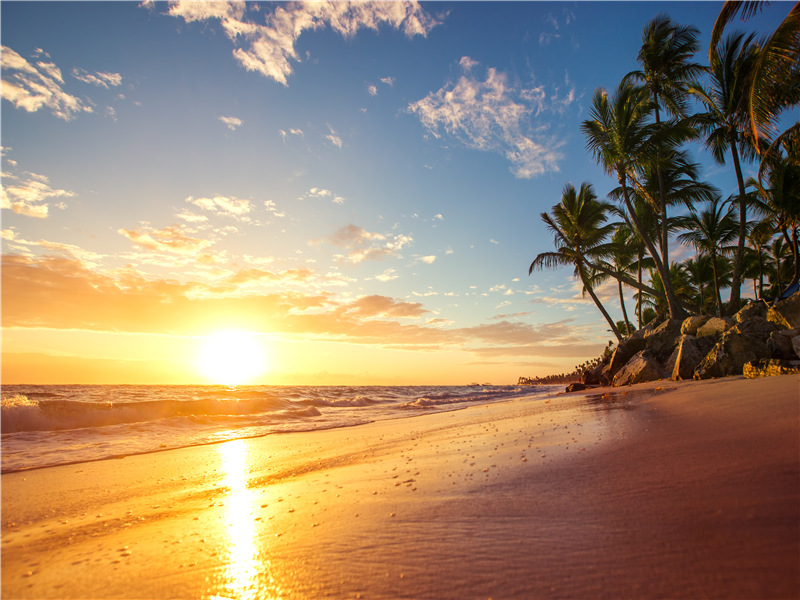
[2,375,799,599]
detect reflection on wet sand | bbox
[207,440,280,600]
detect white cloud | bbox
[368,84,378,96]
[279,128,304,142]
[380,76,395,86]
[219,116,243,130]
[301,187,344,204]
[374,268,399,282]
[186,195,252,220]
[315,224,413,264]
[326,126,343,149]
[408,58,564,178]
[0,166,74,219]
[72,68,122,88]
[165,1,441,86]
[264,200,286,218]
[118,224,213,255]
[418,255,436,264]
[1,46,93,120]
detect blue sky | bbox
[1,1,793,384]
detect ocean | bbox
[0,384,559,473]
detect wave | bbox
[0,393,300,433]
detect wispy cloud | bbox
[117,224,212,255]
[408,57,563,178]
[325,126,343,149]
[165,1,441,86]
[72,68,122,88]
[1,46,93,120]
[300,187,345,204]
[315,224,413,264]
[218,116,243,130]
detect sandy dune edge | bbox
[2,375,798,599]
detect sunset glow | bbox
[198,331,269,385]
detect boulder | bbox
[730,316,779,341]
[598,333,646,385]
[681,315,711,336]
[667,335,717,381]
[766,290,800,329]
[565,382,587,393]
[696,316,734,338]
[694,332,771,380]
[613,350,666,386]
[743,358,800,378]
[793,335,800,360]
[643,318,683,362]
[766,328,800,359]
[734,300,768,323]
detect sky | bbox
[1,1,792,385]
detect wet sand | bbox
[2,375,798,599]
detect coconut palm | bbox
[677,196,739,316]
[625,15,704,267]
[529,182,623,341]
[689,31,760,312]
[710,1,800,150]
[581,81,688,319]
[605,228,638,335]
[684,254,717,313]
[746,220,777,299]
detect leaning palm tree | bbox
[689,32,760,313]
[581,81,688,319]
[677,196,739,316]
[625,15,704,268]
[529,182,622,340]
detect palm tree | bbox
[625,15,704,268]
[746,220,777,299]
[613,199,657,328]
[709,2,800,150]
[581,81,688,320]
[677,196,739,316]
[689,32,760,313]
[606,228,637,335]
[529,182,622,340]
[684,254,716,313]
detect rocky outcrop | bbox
[667,335,716,381]
[581,291,800,387]
[767,292,800,329]
[565,382,587,392]
[694,331,771,380]
[612,350,666,386]
[743,358,800,378]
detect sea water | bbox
[0,384,559,473]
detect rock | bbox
[598,333,646,385]
[667,335,717,381]
[730,316,778,341]
[643,318,683,362]
[696,316,734,338]
[743,358,800,378]
[793,336,800,360]
[766,290,800,329]
[565,382,587,392]
[694,332,771,379]
[681,315,711,336]
[734,300,768,323]
[612,350,666,386]
[767,328,800,360]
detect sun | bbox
[197,331,269,385]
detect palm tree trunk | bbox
[618,280,631,335]
[758,247,765,299]
[584,259,661,298]
[578,267,623,341]
[729,132,747,311]
[653,100,670,270]
[619,175,687,319]
[711,252,723,317]
[637,251,643,328]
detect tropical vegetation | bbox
[530,3,799,346]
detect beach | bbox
[2,375,798,599]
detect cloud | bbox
[186,195,252,220]
[316,224,413,264]
[72,68,122,88]
[344,295,427,319]
[1,46,93,120]
[368,84,378,96]
[0,166,74,218]
[279,128,304,142]
[118,224,212,255]
[326,126,343,149]
[408,57,564,178]
[219,116,243,130]
[301,187,344,204]
[165,1,441,86]
[380,76,395,86]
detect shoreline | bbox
[2,375,798,599]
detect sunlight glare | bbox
[198,331,268,385]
